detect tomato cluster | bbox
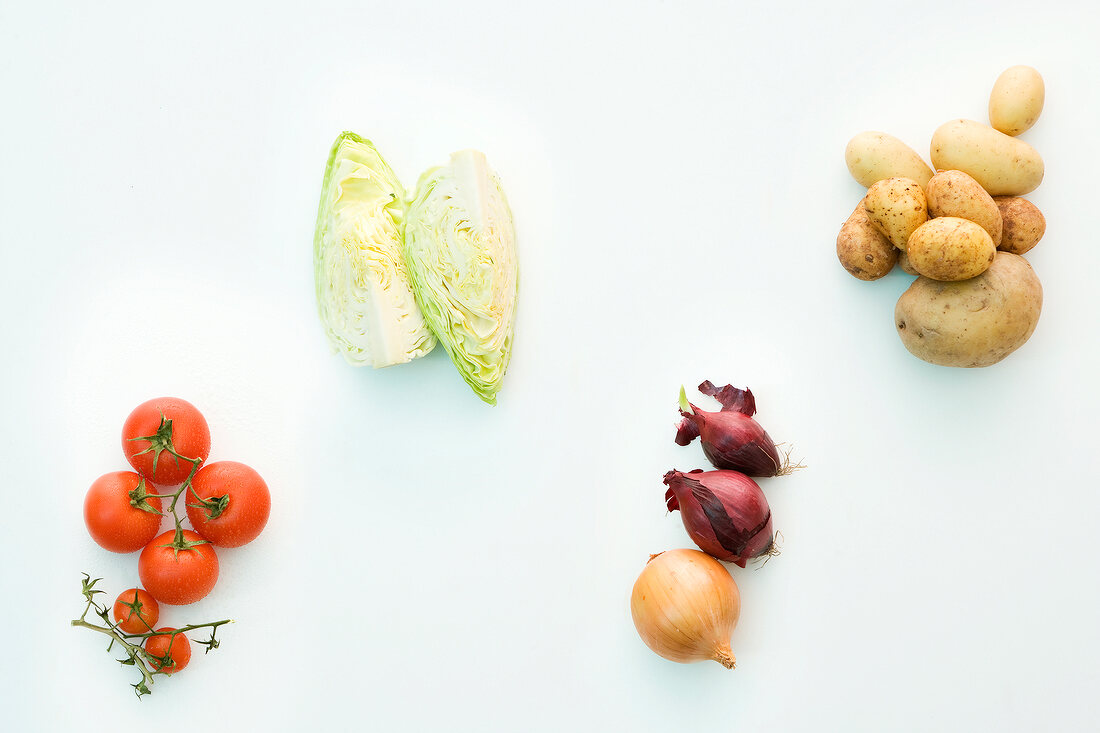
[82,396,271,675]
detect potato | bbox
[845,131,934,190]
[930,119,1044,195]
[894,252,1042,367]
[897,248,918,275]
[994,196,1046,255]
[989,66,1044,136]
[925,170,1002,247]
[864,177,927,248]
[906,217,995,281]
[836,198,898,280]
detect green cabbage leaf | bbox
[314,132,436,368]
[404,150,517,404]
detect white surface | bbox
[2,1,1098,730]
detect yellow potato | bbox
[926,170,1002,246]
[994,196,1046,255]
[895,252,1042,367]
[906,217,995,281]
[836,198,898,280]
[989,66,1044,136]
[930,119,1044,195]
[845,132,934,190]
[863,177,927,249]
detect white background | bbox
[2,1,1098,730]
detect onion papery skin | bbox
[630,549,740,668]
[663,469,774,568]
[676,380,783,477]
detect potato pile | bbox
[837,66,1047,367]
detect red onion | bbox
[663,469,775,567]
[676,380,791,477]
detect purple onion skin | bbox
[663,469,774,568]
[676,380,783,477]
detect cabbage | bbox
[404,150,518,404]
[314,132,436,368]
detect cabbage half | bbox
[314,132,436,367]
[404,150,517,404]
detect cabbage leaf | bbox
[314,132,436,368]
[404,150,517,404]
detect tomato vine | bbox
[70,574,231,698]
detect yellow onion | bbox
[630,549,740,668]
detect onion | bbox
[630,549,740,668]
[676,380,795,477]
[663,469,776,567]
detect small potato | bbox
[837,198,898,280]
[930,119,1044,195]
[894,252,1042,368]
[845,131,934,190]
[897,248,918,275]
[994,196,1046,255]
[864,177,927,249]
[926,170,1002,246]
[989,66,1044,136]
[906,217,995,281]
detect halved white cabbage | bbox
[404,150,517,404]
[314,132,436,368]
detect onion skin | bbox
[664,469,774,567]
[676,381,783,477]
[630,549,740,668]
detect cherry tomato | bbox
[112,588,160,634]
[186,461,271,548]
[138,530,219,605]
[83,471,163,553]
[144,628,191,674]
[122,397,211,486]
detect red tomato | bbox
[83,471,163,553]
[186,461,271,547]
[112,588,160,634]
[122,397,211,486]
[144,628,191,674]
[138,530,219,605]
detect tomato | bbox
[138,530,219,605]
[83,471,163,553]
[122,397,211,486]
[186,461,271,547]
[112,588,160,634]
[144,628,191,674]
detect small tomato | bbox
[145,628,191,674]
[112,588,160,634]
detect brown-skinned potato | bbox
[837,198,898,280]
[994,196,1046,255]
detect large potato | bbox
[864,177,927,248]
[989,66,1044,136]
[930,119,1044,195]
[836,198,898,280]
[926,170,1002,246]
[845,132,934,190]
[906,217,995,281]
[994,196,1046,255]
[894,252,1042,367]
